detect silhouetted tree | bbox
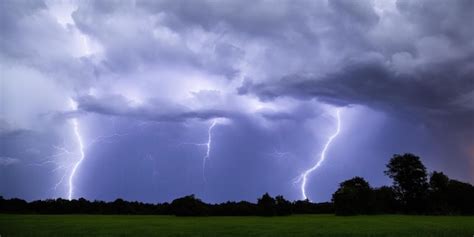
[211,201,258,216]
[373,186,399,213]
[428,171,450,214]
[332,177,373,215]
[0,196,3,213]
[257,193,276,216]
[291,200,333,214]
[275,195,292,216]
[384,153,429,213]
[171,195,209,216]
[292,199,311,214]
[1,198,28,213]
[445,179,474,214]
[110,198,134,214]
[430,171,450,192]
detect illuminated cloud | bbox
[1,0,472,202]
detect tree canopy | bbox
[384,153,429,212]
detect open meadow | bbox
[1,214,473,237]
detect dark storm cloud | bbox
[69,0,384,81]
[397,0,474,43]
[243,0,474,127]
[137,0,379,40]
[76,94,323,123]
[258,101,325,122]
[0,0,98,94]
[2,0,473,203]
[137,0,313,39]
[66,0,389,121]
[76,95,233,122]
[248,54,474,120]
[71,1,244,78]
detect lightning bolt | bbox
[30,100,126,199]
[67,99,85,200]
[297,108,342,201]
[178,119,218,182]
[28,141,74,194]
[202,119,217,181]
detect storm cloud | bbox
[1,0,473,202]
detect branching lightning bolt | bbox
[28,142,74,193]
[297,109,342,201]
[67,99,85,200]
[30,100,127,199]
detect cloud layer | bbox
[1,0,473,202]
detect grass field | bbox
[1,214,473,237]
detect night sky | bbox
[1,0,473,203]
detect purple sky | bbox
[1,0,473,203]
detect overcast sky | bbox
[1,0,473,203]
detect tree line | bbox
[1,153,473,216]
[0,195,332,216]
[332,153,474,215]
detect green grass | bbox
[0,214,473,237]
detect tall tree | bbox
[428,171,450,214]
[446,179,474,214]
[332,177,373,215]
[384,153,429,213]
[429,171,449,192]
[170,195,209,216]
